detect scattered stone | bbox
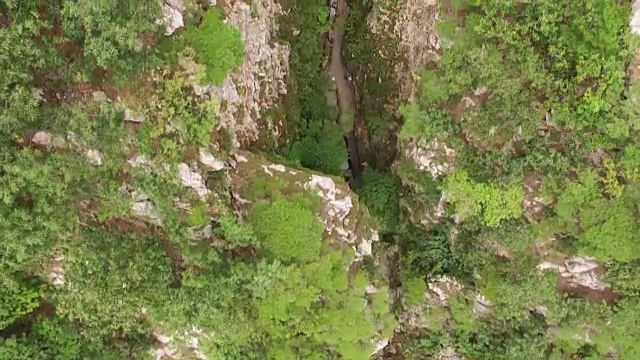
[198,148,225,171]
[124,108,145,123]
[262,163,287,176]
[46,251,66,288]
[32,131,52,147]
[427,275,463,305]
[404,139,456,179]
[538,256,621,304]
[128,154,150,168]
[92,91,108,102]
[154,333,172,345]
[131,199,163,226]
[85,149,104,166]
[473,293,493,315]
[186,224,213,242]
[438,346,466,360]
[522,173,545,221]
[178,163,209,199]
[372,339,389,356]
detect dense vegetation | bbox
[3,0,640,359]
[385,0,640,358]
[0,1,390,359]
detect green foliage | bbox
[396,0,640,358]
[0,276,43,330]
[402,275,427,308]
[0,2,360,359]
[182,9,245,85]
[0,318,123,360]
[255,252,394,359]
[401,224,458,278]
[288,122,347,175]
[553,171,640,262]
[135,56,216,162]
[357,169,401,234]
[249,195,324,263]
[442,170,524,227]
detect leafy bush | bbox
[442,171,524,227]
[288,123,347,176]
[182,9,245,85]
[357,169,401,234]
[278,1,344,173]
[0,276,43,330]
[401,224,458,278]
[249,195,324,263]
[554,171,640,262]
[255,251,394,359]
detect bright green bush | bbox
[182,10,245,85]
[442,170,524,227]
[288,123,347,176]
[554,172,640,262]
[249,195,324,263]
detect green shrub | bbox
[255,251,393,359]
[442,171,524,227]
[288,123,347,176]
[401,224,458,277]
[182,10,245,85]
[357,169,401,234]
[0,276,43,330]
[249,195,324,263]
[402,275,427,308]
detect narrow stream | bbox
[328,0,363,186]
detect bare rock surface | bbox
[394,0,440,101]
[157,0,185,36]
[632,1,640,35]
[404,139,456,179]
[537,253,620,304]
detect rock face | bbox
[522,173,546,222]
[366,0,440,104]
[157,0,185,36]
[227,151,379,258]
[200,1,290,148]
[24,131,103,165]
[403,139,456,179]
[538,256,621,305]
[151,327,208,360]
[393,0,441,101]
[632,1,640,35]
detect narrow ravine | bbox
[327,4,406,359]
[328,0,363,186]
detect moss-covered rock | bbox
[228,151,379,258]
